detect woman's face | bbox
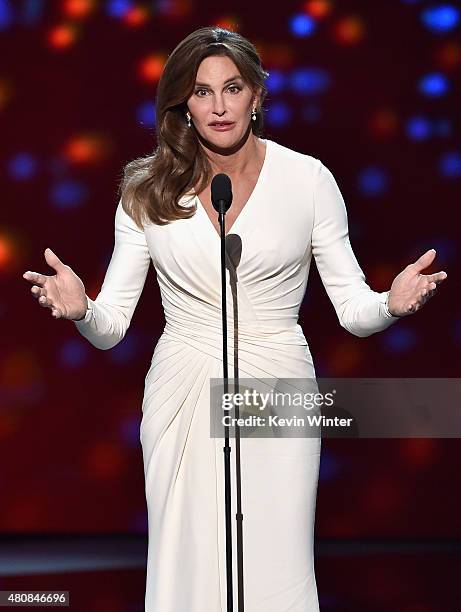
[186,55,259,149]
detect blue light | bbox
[384,328,418,352]
[418,72,450,97]
[50,180,88,209]
[421,4,460,33]
[109,333,139,364]
[120,414,141,447]
[101,249,113,270]
[289,13,317,37]
[7,153,38,180]
[413,237,456,265]
[432,118,452,137]
[0,0,13,30]
[439,151,461,178]
[454,318,461,345]
[132,509,148,532]
[427,237,457,263]
[319,595,341,607]
[18,0,44,26]
[319,450,341,482]
[301,103,322,123]
[107,0,133,18]
[313,358,332,377]
[266,70,286,94]
[157,0,173,15]
[137,101,156,128]
[357,166,389,197]
[59,339,88,368]
[266,102,292,127]
[289,68,330,95]
[406,115,431,141]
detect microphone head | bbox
[211,173,233,213]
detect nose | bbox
[212,93,226,116]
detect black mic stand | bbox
[216,198,245,612]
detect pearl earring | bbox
[186,112,191,128]
[252,107,257,121]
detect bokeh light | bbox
[420,4,460,33]
[7,153,38,180]
[357,166,390,197]
[418,72,450,97]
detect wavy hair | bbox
[117,26,270,229]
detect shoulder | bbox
[268,138,323,174]
[266,139,328,192]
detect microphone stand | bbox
[217,203,245,612]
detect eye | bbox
[228,85,242,93]
[195,88,208,97]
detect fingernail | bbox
[431,248,436,253]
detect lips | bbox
[209,122,234,126]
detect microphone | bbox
[211,173,233,215]
[211,170,241,610]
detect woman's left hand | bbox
[387,248,448,317]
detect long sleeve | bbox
[311,160,400,338]
[73,198,151,350]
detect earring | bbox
[251,107,257,121]
[186,111,191,128]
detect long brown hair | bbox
[117,26,270,229]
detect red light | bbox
[138,54,166,83]
[124,6,150,27]
[303,0,332,19]
[47,24,78,50]
[333,16,366,46]
[62,0,96,20]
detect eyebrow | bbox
[194,75,243,87]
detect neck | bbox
[199,125,261,176]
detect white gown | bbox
[73,138,399,611]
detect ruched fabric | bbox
[74,138,399,611]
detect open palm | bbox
[387,248,447,317]
[23,248,88,320]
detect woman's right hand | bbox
[22,248,88,320]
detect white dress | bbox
[73,138,399,611]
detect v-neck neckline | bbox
[195,138,271,239]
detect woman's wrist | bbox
[73,296,90,321]
[384,291,402,318]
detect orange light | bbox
[400,439,438,468]
[330,340,362,373]
[0,235,13,268]
[334,16,365,45]
[47,24,78,49]
[436,40,461,71]
[138,54,166,83]
[63,134,113,165]
[303,0,333,19]
[214,15,240,31]
[0,80,13,110]
[62,0,96,19]
[159,0,193,18]
[368,263,398,288]
[124,6,151,27]
[0,350,41,388]
[368,109,398,140]
[85,442,125,479]
[263,43,295,69]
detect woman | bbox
[22,27,447,611]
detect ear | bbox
[253,86,263,109]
